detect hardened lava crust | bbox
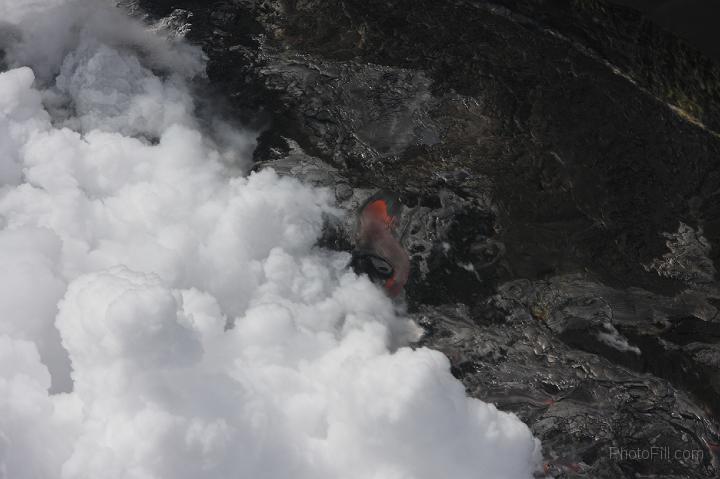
[135,0,720,476]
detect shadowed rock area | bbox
[134,0,720,476]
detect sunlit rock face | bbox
[132,0,720,476]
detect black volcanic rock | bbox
[135,0,720,476]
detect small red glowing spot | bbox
[364,200,394,228]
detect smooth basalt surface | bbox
[134,0,720,476]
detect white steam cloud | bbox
[0,1,541,478]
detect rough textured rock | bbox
[135,0,720,476]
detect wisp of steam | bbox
[0,1,541,477]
